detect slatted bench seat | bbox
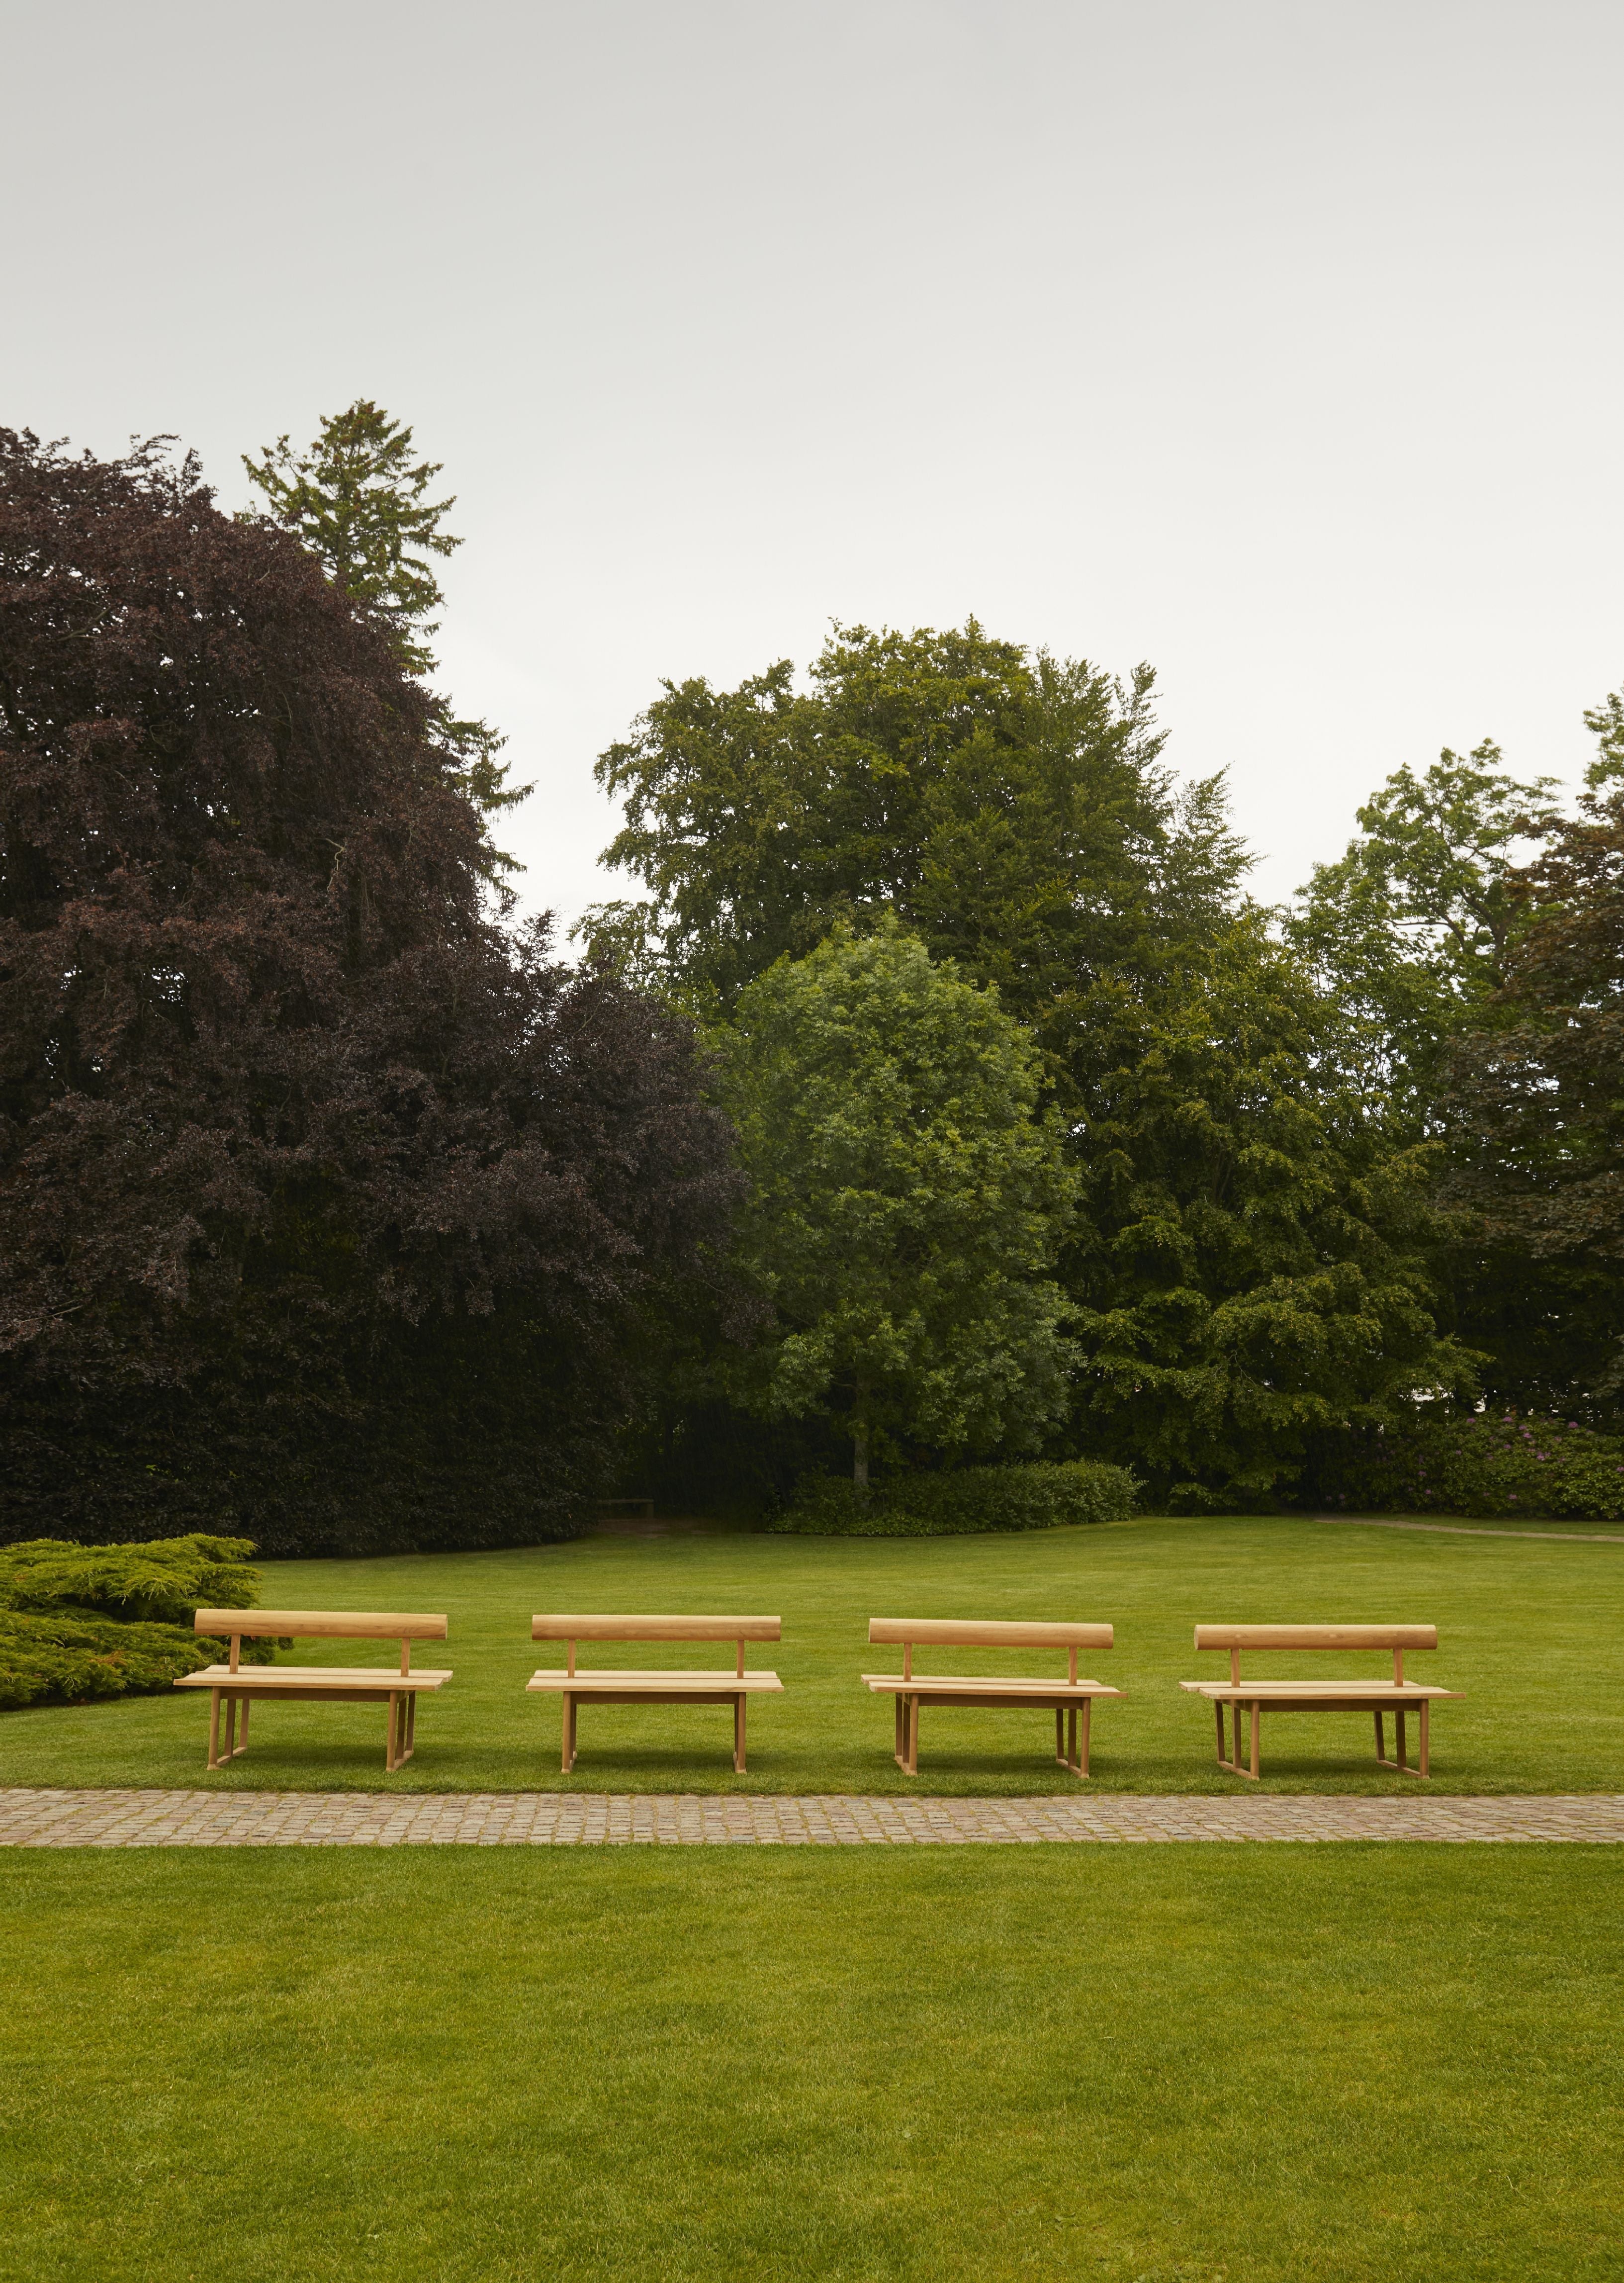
[175,1610,452,1773]
[527,1615,784,1773]
[1179,1624,1461,1780]
[862,1618,1123,1777]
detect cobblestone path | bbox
[2,1788,1620,1845]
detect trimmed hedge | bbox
[770,1460,1139,1537]
[1317,1414,1624,1523]
[0,1533,269,1711]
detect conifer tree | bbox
[244,400,517,817]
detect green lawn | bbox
[2,1514,1621,1794]
[2,1844,1619,2282]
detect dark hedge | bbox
[769,1459,1139,1537]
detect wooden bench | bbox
[174,1610,452,1772]
[862,1618,1122,1776]
[527,1615,783,1773]
[1179,1624,1461,1780]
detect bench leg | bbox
[1419,1698,1429,1778]
[1396,1708,1407,1773]
[906,1693,920,1776]
[897,1693,906,1768]
[561,1692,577,1774]
[1216,1701,1260,1780]
[207,1688,222,1770]
[224,1693,238,1761]
[1375,1709,1384,1764]
[238,1697,250,1755]
[386,1690,400,1773]
[734,1694,747,1774]
[1056,1707,1066,1766]
[1067,1700,1090,1779]
[404,1692,416,1761]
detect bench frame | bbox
[527,1615,783,1773]
[175,1610,451,1773]
[862,1618,1122,1777]
[1179,1624,1460,1781]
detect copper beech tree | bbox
[0,430,739,1550]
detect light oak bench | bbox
[862,1618,1122,1777]
[527,1615,784,1773]
[175,1610,452,1773]
[1179,1623,1461,1780]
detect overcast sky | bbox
[6,0,1621,932]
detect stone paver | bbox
[1,1787,1620,1846]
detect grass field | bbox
[2,1844,1620,2283]
[2,1515,1621,1794]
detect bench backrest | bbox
[194,1609,449,1677]
[869,1617,1113,1684]
[532,1613,782,1679]
[1194,1623,1438,1685]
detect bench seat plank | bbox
[1179,1681,1459,1701]
[527,1668,783,1695]
[864,1673,1122,1699]
[178,1665,452,1694]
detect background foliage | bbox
[8,403,1624,1536]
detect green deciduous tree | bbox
[714,922,1078,1486]
[244,399,517,819]
[1289,744,1560,1132]
[592,617,1477,1505]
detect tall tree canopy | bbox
[592,620,1464,1504]
[715,923,1077,1484]
[0,429,737,1550]
[588,621,1247,1086]
[1069,914,1472,1504]
[1441,692,1624,1413]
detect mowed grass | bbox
[2,1845,1620,2283]
[2,1515,1622,1794]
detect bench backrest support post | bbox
[400,1639,411,1677]
[1230,1649,1241,1685]
[1068,1646,1078,1685]
[903,1640,912,1682]
[1394,1647,1404,1685]
[735,1640,744,1678]
[567,1639,576,1678]
[229,1635,241,1675]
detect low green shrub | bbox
[770,1459,1139,1537]
[0,1612,231,1712]
[0,1533,262,1626]
[1317,1413,1624,1522]
[0,1533,270,1710]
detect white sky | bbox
[5,0,1622,932]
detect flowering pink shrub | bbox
[1317,1415,1624,1521]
